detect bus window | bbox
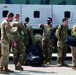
[3,10,9,17]
[64,11,70,18]
[34,11,40,18]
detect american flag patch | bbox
[5,25,8,28]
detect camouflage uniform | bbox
[0,39,1,58]
[39,24,53,63]
[10,21,27,64]
[71,23,76,68]
[56,24,68,63]
[0,19,15,67]
[25,23,34,45]
[22,23,34,65]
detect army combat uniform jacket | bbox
[71,23,76,66]
[10,21,28,64]
[39,24,53,62]
[56,24,68,62]
[0,19,15,67]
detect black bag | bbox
[65,35,76,46]
[26,44,44,66]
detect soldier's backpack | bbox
[26,44,44,66]
[10,27,20,41]
[34,33,42,47]
[52,25,63,45]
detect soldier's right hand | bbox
[40,23,43,27]
[13,42,17,47]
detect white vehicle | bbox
[0,4,75,28]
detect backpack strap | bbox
[61,25,63,31]
[24,23,32,44]
[24,23,27,28]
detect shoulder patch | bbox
[5,25,8,28]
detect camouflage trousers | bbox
[0,41,9,67]
[0,44,1,58]
[42,40,53,61]
[57,41,68,62]
[12,41,25,64]
[71,46,76,66]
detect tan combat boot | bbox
[46,60,51,65]
[16,62,23,70]
[46,62,51,65]
[73,67,76,70]
[0,67,9,74]
[61,61,69,66]
[4,66,14,73]
[25,58,28,65]
[72,66,76,70]
[43,61,47,65]
[15,63,17,70]
[57,61,61,67]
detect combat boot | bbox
[72,66,76,70]
[73,67,76,70]
[15,63,17,70]
[72,66,75,69]
[46,62,51,65]
[43,61,47,65]
[0,67,9,74]
[57,61,61,67]
[4,66,14,73]
[25,59,28,65]
[46,60,51,65]
[61,61,69,66]
[16,62,23,70]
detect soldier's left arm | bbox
[55,25,61,39]
[4,23,15,43]
[30,26,34,44]
[71,26,76,37]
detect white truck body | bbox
[0,4,76,29]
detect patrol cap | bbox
[46,17,52,21]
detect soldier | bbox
[22,17,34,65]
[24,17,34,45]
[0,12,17,74]
[10,14,28,70]
[0,39,1,58]
[56,18,69,67]
[71,23,76,70]
[39,17,53,65]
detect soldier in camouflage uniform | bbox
[10,14,28,70]
[39,17,53,65]
[24,17,34,45]
[22,17,34,65]
[71,23,76,70]
[0,39,1,58]
[56,18,69,67]
[0,12,17,74]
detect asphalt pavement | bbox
[0,59,76,75]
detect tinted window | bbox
[64,11,70,18]
[3,10,9,17]
[34,11,40,18]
